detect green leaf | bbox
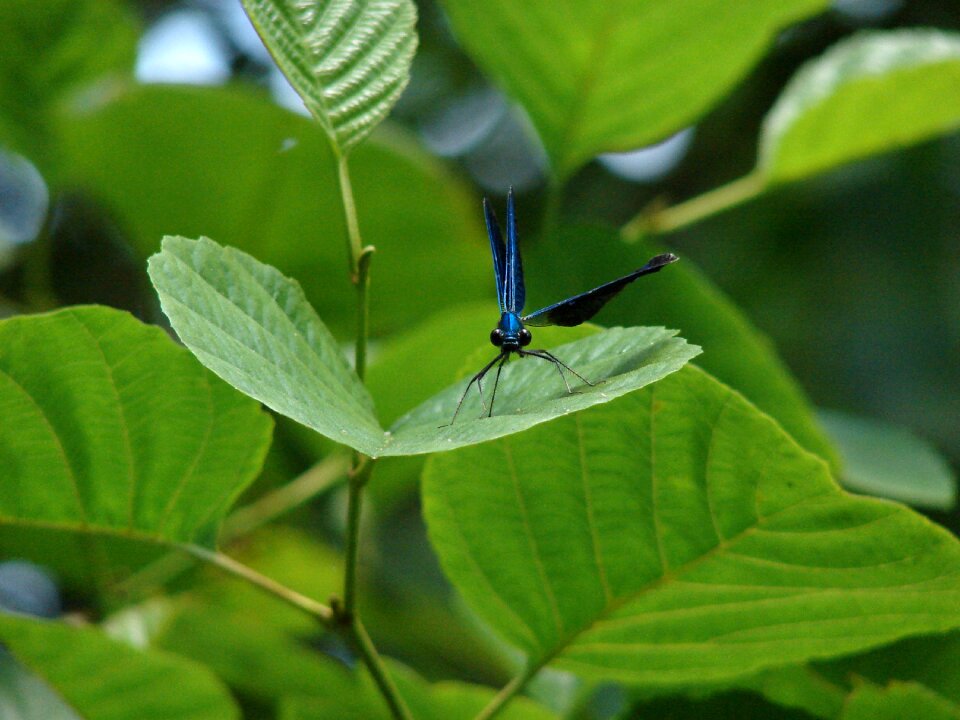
[386,324,698,456]
[439,0,827,178]
[0,614,239,720]
[423,365,960,684]
[54,84,489,338]
[0,306,272,547]
[841,682,960,720]
[0,0,137,161]
[148,235,385,455]
[150,235,699,456]
[760,29,960,183]
[527,226,840,469]
[819,409,956,510]
[241,0,417,153]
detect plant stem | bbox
[338,152,364,277]
[346,617,414,720]
[333,152,401,717]
[620,170,765,241]
[114,454,350,598]
[223,453,351,540]
[342,456,373,614]
[182,545,333,624]
[473,662,541,720]
[354,247,374,383]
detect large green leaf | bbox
[0,306,272,547]
[819,409,956,510]
[54,83,489,338]
[760,30,960,183]
[439,0,827,178]
[150,236,699,457]
[241,0,417,153]
[526,227,840,469]
[0,0,136,161]
[423,365,960,684]
[0,614,239,720]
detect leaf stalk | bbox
[620,170,765,241]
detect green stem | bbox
[114,454,350,598]
[223,453,350,540]
[346,617,414,720]
[332,151,400,717]
[342,457,373,614]
[338,152,364,277]
[473,662,542,720]
[354,247,373,383]
[182,545,333,624]
[620,171,765,241]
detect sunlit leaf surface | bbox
[760,29,960,182]
[0,306,272,547]
[439,0,827,177]
[423,366,960,683]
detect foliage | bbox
[0,1,958,719]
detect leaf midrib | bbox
[524,476,850,674]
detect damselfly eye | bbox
[490,328,504,346]
[519,328,532,346]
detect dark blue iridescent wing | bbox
[505,188,525,313]
[522,253,678,327]
[483,197,507,312]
